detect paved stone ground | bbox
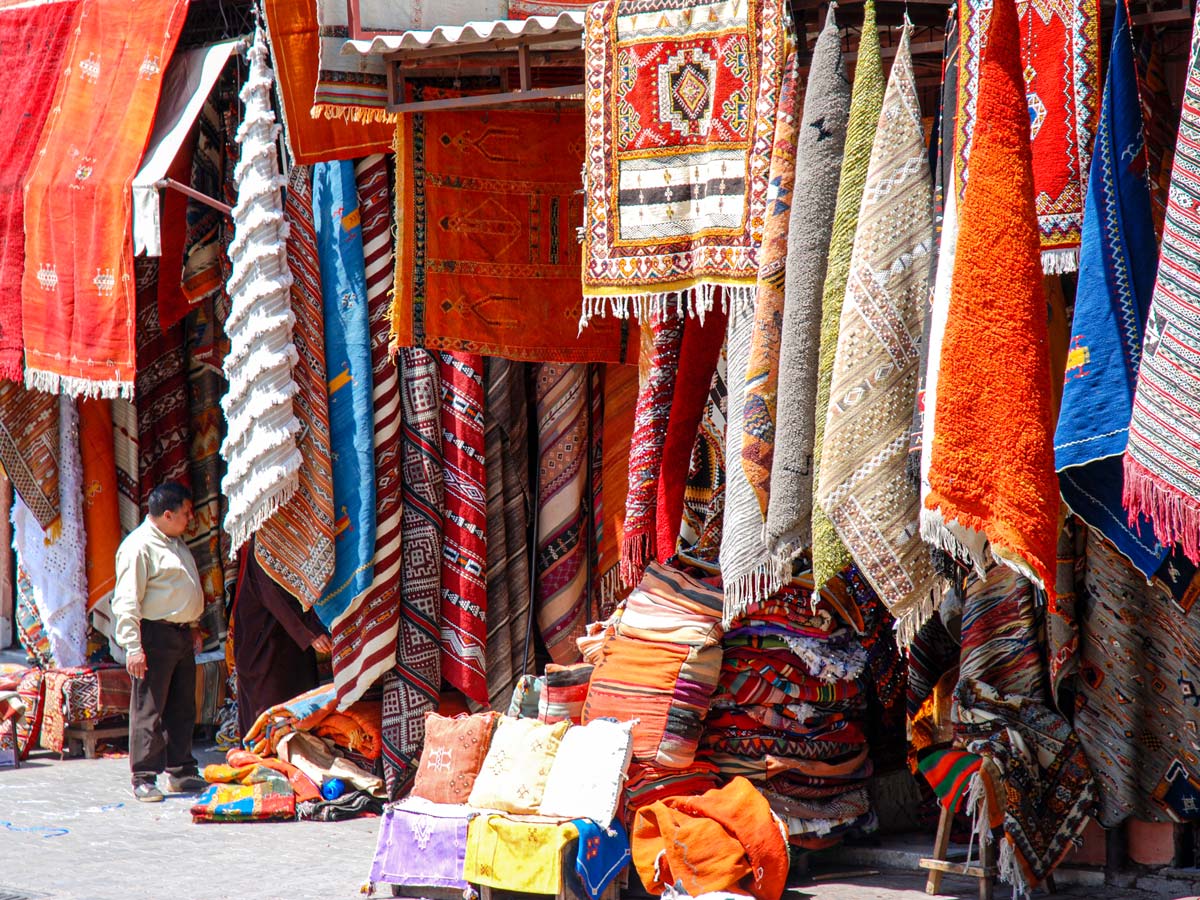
[0,748,1182,900]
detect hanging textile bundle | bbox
[219,26,302,557]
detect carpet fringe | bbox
[579,283,755,330]
[1040,247,1079,275]
[311,103,397,126]
[919,507,987,578]
[1125,454,1200,562]
[24,367,134,400]
[223,466,300,559]
[619,531,653,589]
[893,589,937,648]
[722,558,777,627]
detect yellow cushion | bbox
[467,716,570,814]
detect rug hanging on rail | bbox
[439,350,489,705]
[954,0,1100,272]
[679,350,727,567]
[331,154,404,710]
[255,164,336,610]
[78,398,120,614]
[381,347,445,799]
[923,0,1060,600]
[392,109,633,365]
[1137,31,1177,240]
[21,0,189,397]
[535,363,589,665]
[0,381,59,530]
[596,363,639,613]
[0,1,78,382]
[816,26,938,644]
[579,0,791,320]
[313,0,389,120]
[1054,0,1164,579]
[312,158,377,629]
[1124,8,1200,564]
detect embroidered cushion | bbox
[538,718,635,827]
[411,711,500,804]
[538,663,594,725]
[467,716,570,814]
[583,633,721,769]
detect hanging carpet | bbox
[21,0,189,397]
[78,398,120,613]
[679,350,728,567]
[595,362,639,613]
[313,0,389,119]
[0,382,59,530]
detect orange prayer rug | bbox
[21,0,189,398]
[392,109,635,365]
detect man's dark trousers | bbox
[129,618,198,786]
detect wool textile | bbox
[1137,32,1176,239]
[816,27,937,643]
[219,30,303,557]
[484,357,533,710]
[254,164,336,608]
[1054,0,1163,578]
[810,0,884,590]
[0,2,78,381]
[917,747,982,814]
[312,159,377,628]
[1123,10,1200,563]
[679,350,727,566]
[369,799,473,891]
[381,348,444,799]
[330,155,403,709]
[78,398,120,612]
[923,0,1060,599]
[955,0,1100,271]
[313,0,389,119]
[535,363,590,664]
[580,0,790,319]
[393,109,633,364]
[21,0,188,397]
[465,817,579,896]
[596,363,639,611]
[439,351,489,705]
[764,7,850,576]
[0,382,59,530]
[262,0,393,164]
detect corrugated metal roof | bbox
[340,11,585,56]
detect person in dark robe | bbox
[233,543,332,737]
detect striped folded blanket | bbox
[615,562,725,648]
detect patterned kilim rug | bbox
[78,398,120,613]
[1124,8,1200,564]
[392,109,633,365]
[810,0,884,591]
[679,350,727,567]
[595,363,639,613]
[580,0,790,320]
[955,0,1100,272]
[816,26,937,644]
[0,381,59,530]
[1054,0,1163,578]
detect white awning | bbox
[133,39,240,257]
[340,11,586,57]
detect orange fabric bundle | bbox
[225,747,322,802]
[924,0,1059,602]
[21,0,189,397]
[78,398,120,611]
[631,776,788,900]
[313,700,383,760]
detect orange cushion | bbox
[410,711,500,804]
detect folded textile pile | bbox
[242,683,338,756]
[699,568,878,849]
[192,760,296,822]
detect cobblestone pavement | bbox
[0,749,1179,900]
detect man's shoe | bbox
[133,782,164,803]
[164,773,208,794]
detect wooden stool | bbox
[63,719,127,759]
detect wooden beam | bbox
[387,83,582,114]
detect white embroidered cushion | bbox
[467,716,570,814]
[538,718,636,827]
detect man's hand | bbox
[126,649,148,680]
[311,634,333,655]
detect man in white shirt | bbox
[111,481,207,803]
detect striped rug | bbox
[332,155,404,709]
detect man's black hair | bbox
[147,481,191,517]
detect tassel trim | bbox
[1040,247,1079,275]
[892,589,937,648]
[619,531,653,589]
[311,103,398,126]
[1125,454,1200,563]
[722,558,778,628]
[24,367,134,400]
[579,283,755,330]
[223,464,301,558]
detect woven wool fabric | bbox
[1069,532,1200,825]
[181,94,230,310]
[0,382,59,530]
[580,0,789,318]
[1124,13,1200,563]
[254,165,336,609]
[764,8,849,577]
[816,27,937,643]
[134,259,191,497]
[535,363,590,665]
[621,316,683,587]
[918,747,982,814]
[1054,0,1164,579]
[219,30,303,557]
[391,110,633,365]
[439,351,489,705]
[810,0,884,590]
[0,2,78,381]
[679,349,728,566]
[111,398,139,534]
[20,0,188,397]
[78,398,120,612]
[329,155,403,709]
[262,0,392,165]
[1137,32,1176,240]
[741,31,799,520]
[596,363,639,612]
[955,0,1099,272]
[465,816,578,895]
[312,159,377,628]
[923,0,1060,599]
[313,0,389,119]
[381,347,444,799]
[959,565,1046,701]
[484,358,533,710]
